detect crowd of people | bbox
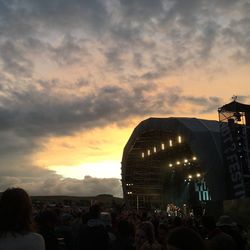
[0,187,250,250]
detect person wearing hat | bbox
[201,215,238,250]
[216,215,245,250]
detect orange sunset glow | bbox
[0,0,249,197]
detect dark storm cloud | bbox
[0,0,109,39]
[222,17,250,62]
[50,35,85,66]
[0,40,34,77]
[0,0,248,76]
[105,48,125,70]
[0,79,225,139]
[199,21,219,59]
[0,172,122,196]
[183,96,222,113]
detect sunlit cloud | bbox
[0,0,249,196]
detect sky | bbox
[0,0,249,197]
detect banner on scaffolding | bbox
[220,121,248,199]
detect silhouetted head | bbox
[157,223,169,245]
[88,204,101,219]
[135,221,155,249]
[117,219,135,238]
[167,226,206,250]
[201,215,216,231]
[0,187,33,235]
[36,210,58,229]
[216,215,236,227]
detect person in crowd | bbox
[56,213,74,250]
[0,187,45,250]
[77,204,109,250]
[216,215,246,250]
[100,211,116,246]
[201,215,238,250]
[111,219,135,250]
[135,221,161,250]
[167,226,207,250]
[36,209,61,250]
[156,223,169,250]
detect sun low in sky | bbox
[0,0,249,197]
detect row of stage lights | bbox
[169,156,202,183]
[126,172,202,195]
[185,173,201,182]
[141,136,182,158]
[168,156,197,167]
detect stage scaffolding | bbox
[218,99,250,199]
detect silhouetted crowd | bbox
[0,187,250,250]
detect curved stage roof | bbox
[122,117,226,208]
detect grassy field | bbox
[31,194,124,208]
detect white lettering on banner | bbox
[195,181,211,201]
[221,123,246,198]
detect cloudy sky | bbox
[0,0,249,197]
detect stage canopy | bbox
[122,117,225,208]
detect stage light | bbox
[153,147,157,153]
[184,159,188,163]
[161,143,165,150]
[178,136,182,143]
[192,156,197,160]
[142,152,145,158]
[188,175,192,179]
[176,161,180,165]
[147,149,151,156]
[169,163,173,167]
[196,173,201,178]
[169,140,173,147]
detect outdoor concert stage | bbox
[121,101,250,211]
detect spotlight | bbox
[153,147,157,153]
[196,173,201,178]
[169,163,173,167]
[188,175,192,179]
[142,152,145,158]
[178,136,182,143]
[176,161,180,165]
[147,150,150,156]
[169,140,173,147]
[192,156,197,160]
[184,159,188,163]
[161,143,165,150]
